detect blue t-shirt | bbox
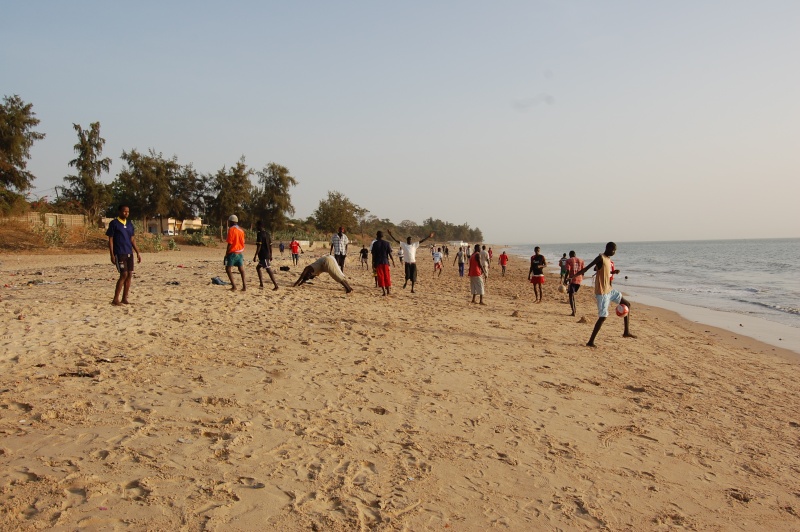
[106,218,135,255]
[371,239,392,266]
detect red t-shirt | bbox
[499,254,508,266]
[290,240,300,254]
[468,253,483,277]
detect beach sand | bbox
[1,246,799,530]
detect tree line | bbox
[0,94,482,243]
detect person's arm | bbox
[390,249,395,267]
[108,235,115,264]
[267,235,273,261]
[418,232,435,245]
[253,238,261,261]
[330,239,334,255]
[574,255,601,279]
[386,230,401,244]
[131,236,142,263]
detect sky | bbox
[2,1,798,244]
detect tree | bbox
[209,156,253,227]
[111,149,177,223]
[62,122,112,224]
[167,163,205,220]
[254,163,297,231]
[313,190,366,233]
[0,94,46,193]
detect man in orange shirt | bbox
[224,215,246,291]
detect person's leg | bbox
[121,270,133,303]
[266,267,279,290]
[226,265,237,291]
[587,317,605,347]
[403,263,410,288]
[113,271,125,305]
[569,290,576,316]
[238,266,246,291]
[256,265,264,287]
[621,296,635,338]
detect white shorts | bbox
[595,289,622,318]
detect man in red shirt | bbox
[564,250,584,316]
[469,244,485,305]
[224,215,246,291]
[498,251,509,276]
[289,237,303,266]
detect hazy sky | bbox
[2,1,798,244]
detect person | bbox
[387,229,434,293]
[564,251,585,316]
[572,242,636,347]
[293,255,353,293]
[488,247,493,261]
[106,205,142,306]
[253,220,278,290]
[397,246,404,265]
[359,245,369,269]
[432,247,444,277]
[498,251,509,276]
[454,247,466,277]
[224,215,246,291]
[371,230,395,296]
[330,227,349,272]
[469,244,485,305]
[278,241,285,256]
[558,253,568,284]
[528,246,546,302]
[290,237,303,266]
[480,245,490,280]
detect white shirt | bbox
[400,242,420,263]
[432,251,443,263]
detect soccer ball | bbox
[616,304,629,317]
[558,284,567,293]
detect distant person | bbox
[469,244,485,305]
[293,255,353,293]
[564,250,584,316]
[106,205,142,306]
[454,247,466,277]
[572,242,636,347]
[444,245,449,259]
[432,247,444,277]
[253,220,278,290]
[330,227,349,272]
[488,247,493,261]
[359,245,369,269]
[387,229,434,293]
[480,245,490,280]
[498,251,509,276]
[558,253,568,284]
[224,215,246,291]
[372,230,395,296]
[278,241,285,256]
[290,237,303,266]
[398,246,404,264]
[528,246,546,302]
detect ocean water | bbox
[507,239,800,330]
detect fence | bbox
[0,213,87,227]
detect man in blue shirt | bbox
[106,205,141,305]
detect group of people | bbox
[106,205,634,347]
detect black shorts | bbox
[257,257,272,269]
[568,283,581,294]
[115,253,134,274]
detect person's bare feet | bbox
[229,286,237,292]
[272,286,279,291]
[586,342,597,348]
[111,300,122,306]
[623,333,637,339]
[121,300,130,305]
[240,287,246,292]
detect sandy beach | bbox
[1,245,799,530]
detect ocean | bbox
[506,239,800,331]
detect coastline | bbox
[1,247,799,529]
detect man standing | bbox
[106,205,141,306]
[359,244,369,269]
[558,253,569,284]
[480,245,490,281]
[330,227,349,272]
[572,242,636,347]
[528,246,546,303]
[290,237,303,266]
[253,220,279,290]
[498,251,509,276]
[224,215,246,291]
[453,247,466,277]
[564,250,584,316]
[469,244,485,305]
[372,230,395,296]
[387,229,434,293]
[293,255,353,293]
